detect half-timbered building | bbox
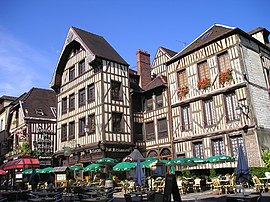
[7,88,57,167]
[0,95,17,162]
[166,24,270,168]
[131,48,177,160]
[50,27,132,166]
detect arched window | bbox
[160,148,171,159]
[147,150,158,158]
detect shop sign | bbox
[105,147,130,152]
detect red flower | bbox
[219,69,233,85]
[197,77,210,90]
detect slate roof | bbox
[168,24,236,64]
[160,46,177,57]
[72,27,128,65]
[143,75,167,92]
[0,96,17,102]
[14,88,57,119]
[248,27,270,35]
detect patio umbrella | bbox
[40,167,53,173]
[135,160,144,186]
[236,145,250,184]
[22,168,42,174]
[206,155,235,163]
[69,165,84,171]
[172,157,194,165]
[0,169,7,175]
[113,162,136,171]
[96,157,118,165]
[83,164,104,172]
[141,159,157,168]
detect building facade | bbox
[6,88,57,167]
[166,24,270,168]
[50,27,133,166]
[0,96,17,162]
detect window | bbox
[177,69,188,87]
[69,66,75,81]
[230,135,244,157]
[78,60,85,75]
[193,142,204,158]
[35,109,44,116]
[112,112,122,132]
[182,105,192,131]
[69,121,75,140]
[69,93,75,111]
[218,52,231,72]
[212,138,225,156]
[225,92,238,121]
[134,123,143,141]
[198,61,209,80]
[156,93,163,109]
[88,114,95,133]
[146,121,155,141]
[79,117,86,136]
[87,84,95,102]
[78,88,86,107]
[62,97,67,114]
[111,80,122,100]
[61,124,67,141]
[204,99,216,126]
[158,118,168,139]
[145,96,153,111]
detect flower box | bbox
[197,77,210,90]
[219,69,233,86]
[177,86,189,99]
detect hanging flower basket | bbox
[219,69,233,86]
[197,77,210,90]
[177,86,189,99]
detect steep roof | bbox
[51,27,129,90]
[15,88,57,120]
[0,96,17,102]
[143,75,167,92]
[160,46,177,57]
[248,27,270,35]
[72,27,128,65]
[168,24,236,64]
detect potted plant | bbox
[197,77,211,90]
[219,69,233,86]
[177,86,189,99]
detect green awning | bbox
[69,166,83,171]
[96,157,118,165]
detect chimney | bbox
[136,50,151,88]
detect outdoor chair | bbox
[193,178,201,192]
[127,181,135,193]
[252,176,264,192]
[212,178,222,195]
[55,192,64,202]
[176,179,184,194]
[124,194,133,202]
[0,197,7,202]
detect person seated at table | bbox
[46,177,55,191]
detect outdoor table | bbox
[226,194,261,202]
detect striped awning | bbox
[53,166,69,173]
[2,158,39,170]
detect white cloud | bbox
[0,28,54,97]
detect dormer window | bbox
[35,109,44,116]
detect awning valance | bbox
[2,158,39,170]
[53,166,69,173]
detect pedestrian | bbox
[29,168,40,191]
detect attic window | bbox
[35,109,44,116]
[201,31,212,40]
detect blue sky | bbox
[0,0,269,97]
